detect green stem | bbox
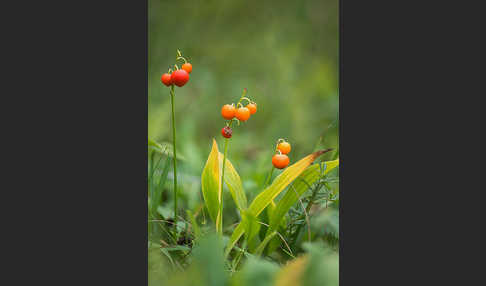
[217,89,247,235]
[170,85,178,231]
[219,137,229,235]
[219,120,234,235]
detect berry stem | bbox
[217,88,247,234]
[170,85,178,233]
[237,88,248,105]
[218,119,234,235]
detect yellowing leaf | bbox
[218,152,247,211]
[224,149,332,258]
[201,139,222,230]
[266,159,339,250]
[247,150,332,216]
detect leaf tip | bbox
[311,148,334,161]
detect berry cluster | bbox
[272,139,291,169]
[161,50,192,87]
[220,89,257,138]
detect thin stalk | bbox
[217,89,247,235]
[219,121,232,235]
[170,85,178,232]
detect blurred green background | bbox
[149,0,338,211]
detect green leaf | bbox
[224,150,332,258]
[201,139,222,231]
[218,152,247,211]
[241,210,261,252]
[225,223,245,258]
[231,255,280,286]
[254,231,277,256]
[265,159,339,249]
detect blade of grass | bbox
[151,155,171,218]
[187,210,201,241]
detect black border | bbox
[4,0,479,284]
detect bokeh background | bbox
[149,0,338,212]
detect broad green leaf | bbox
[201,139,222,231]
[224,150,332,257]
[265,159,339,250]
[218,152,247,211]
[241,210,261,252]
[225,223,245,258]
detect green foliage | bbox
[219,151,248,211]
[225,150,332,257]
[148,0,339,283]
[302,243,339,286]
[200,139,222,226]
[149,234,338,286]
[149,155,171,219]
[232,256,280,286]
[266,160,339,251]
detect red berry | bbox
[161,73,172,86]
[221,126,232,138]
[171,69,189,87]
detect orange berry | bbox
[235,107,251,121]
[277,142,291,154]
[182,63,192,74]
[246,103,257,114]
[272,154,289,169]
[221,104,236,120]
